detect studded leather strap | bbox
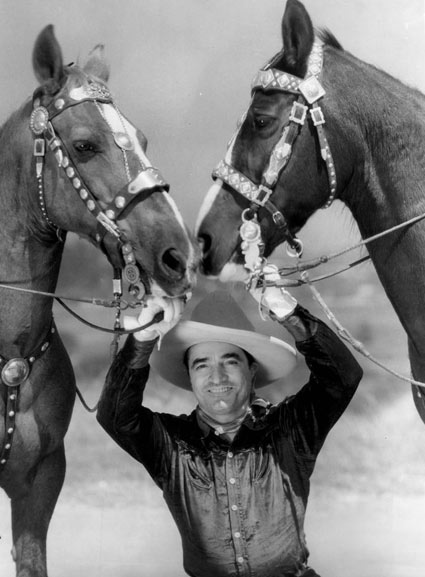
[0,320,56,470]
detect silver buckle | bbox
[33,139,45,157]
[289,101,308,125]
[253,185,273,207]
[310,106,325,126]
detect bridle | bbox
[30,71,170,294]
[212,39,336,271]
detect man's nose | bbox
[209,364,226,384]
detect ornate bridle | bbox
[30,72,169,292]
[212,39,336,272]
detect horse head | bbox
[29,25,199,297]
[196,0,356,281]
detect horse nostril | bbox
[197,233,211,256]
[161,247,186,279]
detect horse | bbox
[195,0,425,424]
[0,25,198,577]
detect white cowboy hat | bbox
[150,290,297,390]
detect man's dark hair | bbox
[183,346,256,372]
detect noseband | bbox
[212,39,336,270]
[30,73,169,290]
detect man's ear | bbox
[250,362,259,381]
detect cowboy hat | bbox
[150,290,297,389]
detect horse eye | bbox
[253,115,274,130]
[73,141,97,155]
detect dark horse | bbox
[196,0,425,423]
[0,25,198,577]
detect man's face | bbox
[187,341,257,423]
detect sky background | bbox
[1,1,425,576]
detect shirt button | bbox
[228,451,234,458]
[237,556,244,564]
[231,504,238,511]
[234,532,241,539]
[229,477,236,484]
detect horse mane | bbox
[317,28,343,51]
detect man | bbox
[97,270,362,577]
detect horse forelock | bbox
[270,27,343,75]
[318,28,343,51]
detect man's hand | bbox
[249,264,297,320]
[123,295,185,342]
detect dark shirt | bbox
[97,305,363,577]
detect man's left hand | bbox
[123,295,185,342]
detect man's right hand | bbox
[123,295,185,342]
[249,264,298,320]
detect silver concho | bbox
[240,211,263,272]
[30,106,49,135]
[1,358,30,387]
[123,264,140,284]
[240,218,261,243]
[114,132,134,151]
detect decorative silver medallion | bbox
[30,107,49,135]
[114,132,134,151]
[240,212,263,272]
[1,358,30,387]
[123,264,140,284]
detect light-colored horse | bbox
[0,25,198,577]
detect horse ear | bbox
[32,24,65,88]
[82,45,110,83]
[280,0,314,77]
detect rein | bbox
[0,277,165,421]
[301,271,425,390]
[0,280,151,335]
[248,206,425,389]
[276,210,425,280]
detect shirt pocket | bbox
[183,453,212,491]
[252,445,273,485]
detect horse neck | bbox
[334,51,425,349]
[0,104,65,357]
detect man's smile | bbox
[207,385,234,395]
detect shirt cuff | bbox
[120,334,158,369]
[279,304,319,342]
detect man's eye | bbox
[194,363,208,371]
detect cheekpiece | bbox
[1,358,30,387]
